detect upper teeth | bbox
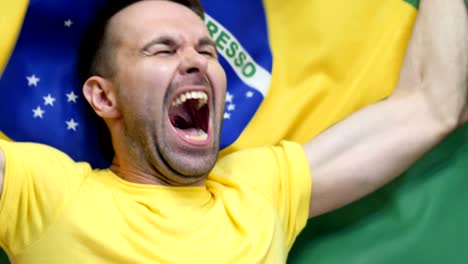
[172,91,208,108]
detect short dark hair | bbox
[78,0,205,83]
[77,0,206,161]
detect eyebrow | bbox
[142,36,217,52]
[198,37,217,49]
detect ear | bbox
[83,76,120,119]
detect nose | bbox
[178,48,209,75]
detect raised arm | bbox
[305,0,468,218]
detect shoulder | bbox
[0,139,92,182]
[210,141,310,196]
[213,141,307,174]
[0,139,80,165]
[211,141,311,247]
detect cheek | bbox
[119,63,176,105]
[139,63,174,92]
[148,62,176,80]
[209,63,227,103]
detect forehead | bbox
[110,1,209,46]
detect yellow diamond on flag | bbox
[0,0,28,76]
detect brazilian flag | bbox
[1,0,467,263]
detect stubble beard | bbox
[121,110,222,185]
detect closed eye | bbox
[155,50,175,55]
[143,49,175,57]
[198,50,216,58]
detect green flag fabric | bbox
[289,124,468,263]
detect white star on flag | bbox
[66,91,79,103]
[66,118,79,131]
[246,91,254,98]
[32,106,45,119]
[43,94,56,106]
[225,92,234,103]
[224,112,231,119]
[64,19,73,27]
[227,104,236,111]
[26,74,40,87]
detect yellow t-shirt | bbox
[0,140,311,263]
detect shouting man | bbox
[0,0,466,263]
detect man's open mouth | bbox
[168,90,210,143]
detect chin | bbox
[179,157,217,177]
[162,149,218,179]
[165,166,212,186]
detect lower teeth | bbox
[184,129,208,141]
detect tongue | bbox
[176,127,200,137]
[170,106,205,141]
